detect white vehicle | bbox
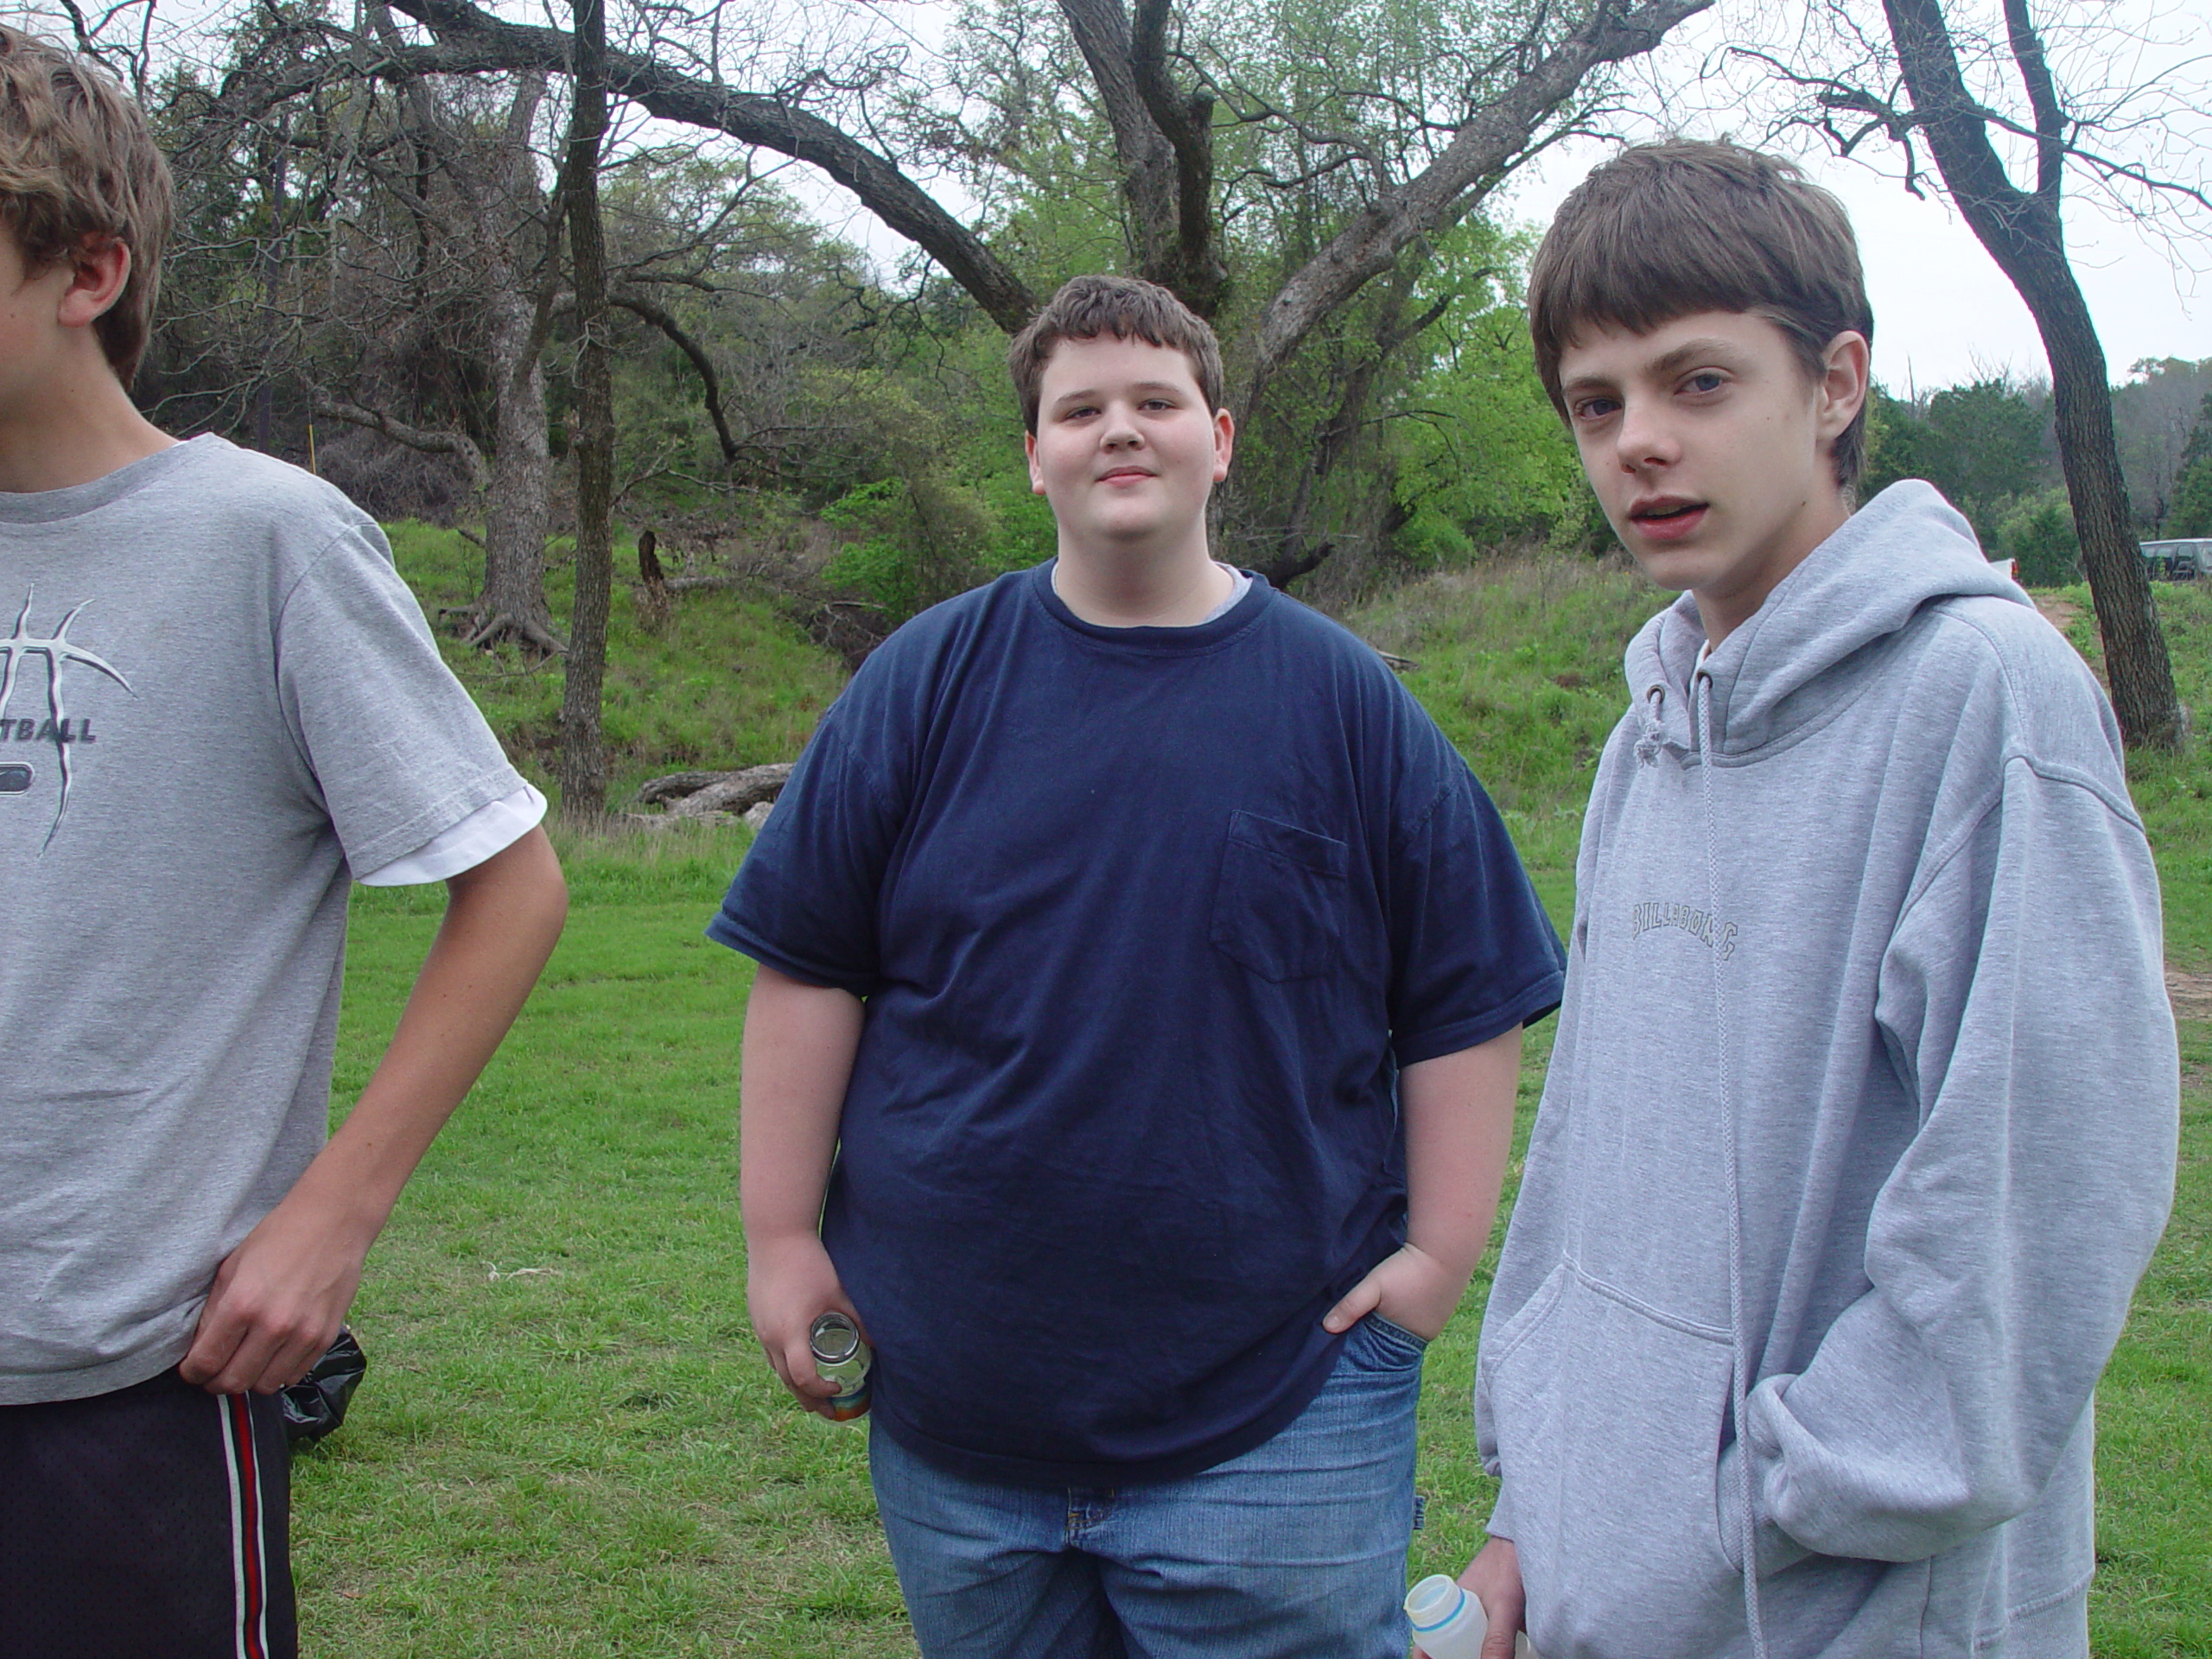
[2139,538,2210,579]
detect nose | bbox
[1613,394,1678,473]
[1103,402,1143,448]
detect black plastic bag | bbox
[280,1329,367,1446]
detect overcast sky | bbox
[1495,135,2210,398]
[51,0,2203,397]
[804,21,2209,402]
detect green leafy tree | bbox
[374,0,1712,590]
[2170,395,2212,538]
[1860,385,1950,499]
[2113,357,2212,531]
[1998,488,2080,586]
[1860,377,2056,551]
[1389,229,1588,564]
[1923,378,2051,523]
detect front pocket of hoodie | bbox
[1208,812,1349,982]
[1485,1268,1741,1659]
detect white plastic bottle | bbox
[1404,1574,1538,1659]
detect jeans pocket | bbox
[1208,811,1349,982]
[1347,1312,1429,1371]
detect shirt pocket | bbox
[1208,810,1349,982]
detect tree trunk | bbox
[1879,0,2180,749]
[555,0,614,823]
[467,74,564,656]
[2021,264,2177,747]
[474,286,563,654]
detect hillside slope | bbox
[389,524,2207,947]
[386,523,849,809]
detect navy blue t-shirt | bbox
[711,563,1563,1485]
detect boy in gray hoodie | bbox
[1452,141,2177,1659]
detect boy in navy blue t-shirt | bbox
[713,275,1564,1657]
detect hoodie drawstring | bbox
[1635,684,1667,766]
[1696,669,1769,1659]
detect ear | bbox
[1211,406,1235,483]
[55,235,132,330]
[1815,330,1870,444]
[1026,429,1045,495]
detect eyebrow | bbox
[1048,381,1189,407]
[1646,338,1748,378]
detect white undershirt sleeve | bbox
[353,782,548,886]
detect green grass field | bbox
[293,553,2212,1655]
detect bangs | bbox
[1527,140,1874,486]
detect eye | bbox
[1682,371,1726,395]
[1571,396,1621,423]
[1061,404,1098,421]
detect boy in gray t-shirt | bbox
[0,29,568,1657]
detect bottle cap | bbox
[1406,1573,1465,1628]
[809,1312,862,1365]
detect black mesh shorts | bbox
[0,1368,296,1659]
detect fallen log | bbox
[639,761,796,819]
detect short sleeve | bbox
[708,696,907,995]
[354,783,547,885]
[1385,736,1566,1065]
[275,522,524,875]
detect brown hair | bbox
[1008,275,1225,434]
[0,26,173,386]
[1529,140,1873,489]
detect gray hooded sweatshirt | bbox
[1476,483,2177,1659]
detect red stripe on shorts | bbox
[224,1392,269,1659]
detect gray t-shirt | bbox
[0,436,524,1403]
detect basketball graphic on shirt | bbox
[0,588,132,849]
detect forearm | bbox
[294,826,569,1243]
[1402,1024,1525,1281]
[182,827,566,1392]
[740,965,868,1411]
[1328,1024,1526,1339]
[740,964,865,1247]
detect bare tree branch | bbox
[1128,0,1223,310]
[380,0,1039,331]
[1056,0,1190,299]
[1241,0,1713,416]
[313,395,488,483]
[611,289,741,463]
[1856,0,2182,746]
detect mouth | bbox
[1098,467,1156,484]
[1628,497,1707,541]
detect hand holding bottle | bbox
[1408,1547,1538,1659]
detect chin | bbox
[1624,547,1717,593]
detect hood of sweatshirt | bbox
[1627,481,2031,765]
[1475,480,2176,1659]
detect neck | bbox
[1052,536,1234,628]
[1694,492,1853,649]
[0,361,174,494]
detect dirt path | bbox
[2030,594,2110,690]
[2034,594,2082,632]
[2169,968,2212,1022]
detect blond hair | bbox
[0,26,173,385]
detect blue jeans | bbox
[868,1312,1427,1659]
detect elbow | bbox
[1758,1439,2044,1565]
[503,824,569,943]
